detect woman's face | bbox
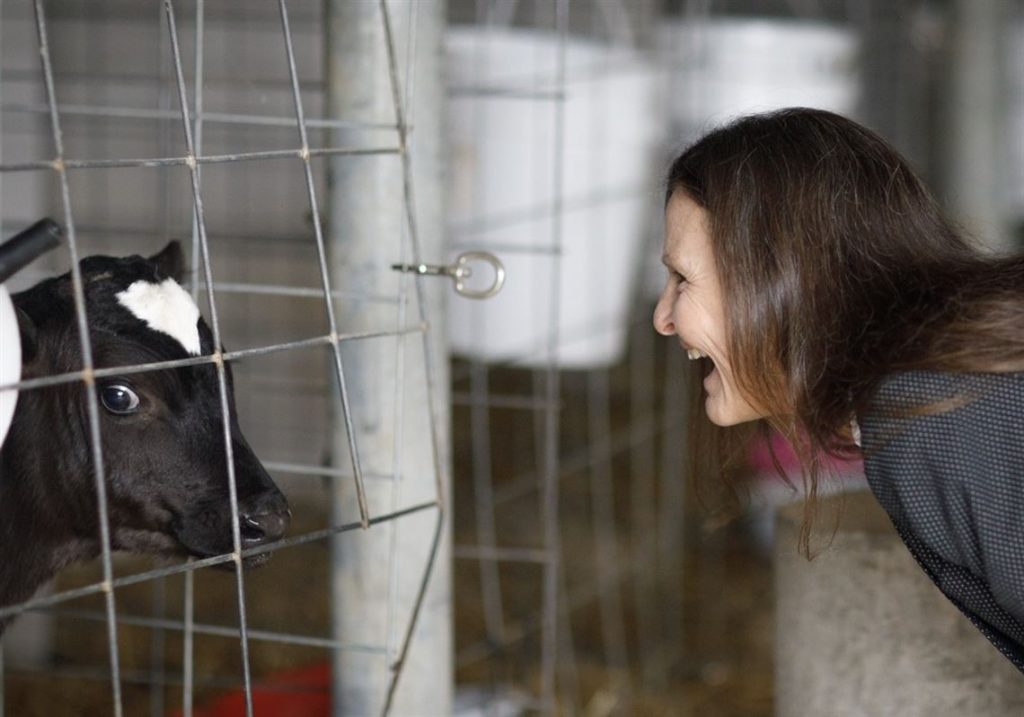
[653,191,766,426]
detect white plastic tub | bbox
[446,27,662,369]
[643,18,862,298]
[659,18,860,137]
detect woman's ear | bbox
[148,240,185,282]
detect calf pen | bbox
[1,1,450,715]
[0,0,697,714]
[0,0,872,715]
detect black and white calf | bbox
[0,242,290,630]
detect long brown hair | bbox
[666,108,1024,553]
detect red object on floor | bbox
[176,661,331,717]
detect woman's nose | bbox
[652,288,675,336]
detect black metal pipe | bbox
[0,218,62,284]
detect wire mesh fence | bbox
[2,0,1022,715]
[1,1,447,715]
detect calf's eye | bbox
[100,384,141,415]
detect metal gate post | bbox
[325,0,451,714]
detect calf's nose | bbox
[238,493,290,545]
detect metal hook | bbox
[391,251,505,300]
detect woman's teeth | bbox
[687,348,707,361]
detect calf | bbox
[0,242,290,631]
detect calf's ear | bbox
[15,306,38,367]
[149,240,185,282]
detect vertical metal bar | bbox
[586,370,631,701]
[946,0,1013,249]
[465,0,507,671]
[658,339,686,670]
[180,4,203,712]
[629,311,659,685]
[182,564,195,717]
[378,0,447,508]
[541,0,569,710]
[161,3,255,716]
[583,2,631,700]
[189,0,206,298]
[384,0,419,683]
[325,0,449,712]
[277,0,371,528]
[324,0,392,707]
[31,3,125,714]
[150,577,167,717]
[150,5,176,714]
[182,3,205,715]
[380,514,446,716]
[556,562,580,713]
[470,361,506,647]
[377,0,450,712]
[384,300,408,668]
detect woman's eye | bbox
[100,384,141,415]
[672,271,687,285]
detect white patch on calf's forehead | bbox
[116,278,202,355]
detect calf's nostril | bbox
[240,516,266,543]
[239,511,289,544]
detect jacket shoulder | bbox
[860,370,1024,622]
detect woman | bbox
[653,108,1024,670]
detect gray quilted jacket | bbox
[860,371,1024,673]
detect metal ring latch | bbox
[391,251,505,300]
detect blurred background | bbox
[1,0,1022,715]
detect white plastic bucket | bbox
[0,284,21,449]
[644,18,862,298]
[659,18,860,137]
[446,27,662,369]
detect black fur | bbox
[0,242,290,631]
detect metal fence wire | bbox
[445,2,670,714]
[0,0,906,713]
[0,1,450,715]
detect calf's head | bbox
[13,241,290,567]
